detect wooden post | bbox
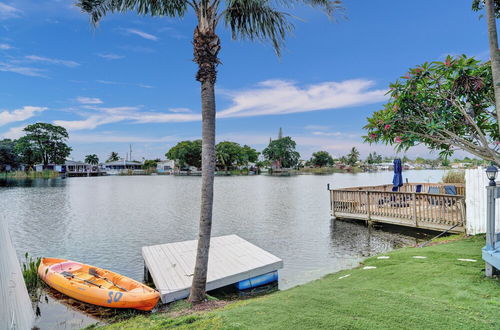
[486,185,498,277]
[0,219,34,330]
[486,185,496,251]
[366,191,371,223]
[412,193,417,227]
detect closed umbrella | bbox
[392,158,403,190]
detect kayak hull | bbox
[38,258,160,311]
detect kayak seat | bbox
[50,261,83,273]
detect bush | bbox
[442,170,465,184]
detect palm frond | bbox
[274,0,343,17]
[76,0,189,25]
[223,0,293,56]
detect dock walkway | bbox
[142,235,283,303]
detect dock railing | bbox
[329,183,466,233]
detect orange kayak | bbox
[38,258,160,311]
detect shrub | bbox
[442,170,465,184]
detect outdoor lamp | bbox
[486,165,498,186]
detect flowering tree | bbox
[364,55,500,163]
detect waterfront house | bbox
[157,160,175,174]
[104,160,143,175]
[34,160,105,176]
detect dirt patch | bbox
[419,235,471,247]
[167,300,229,318]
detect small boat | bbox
[38,258,160,311]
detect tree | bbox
[262,137,301,169]
[441,158,451,167]
[166,140,202,169]
[240,145,259,166]
[14,137,37,169]
[366,152,382,164]
[85,154,99,165]
[216,141,242,171]
[15,123,71,167]
[107,152,120,162]
[345,147,360,166]
[0,139,19,171]
[77,0,340,303]
[364,55,500,163]
[472,0,500,133]
[143,159,159,171]
[311,151,333,167]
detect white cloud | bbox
[96,80,153,89]
[54,106,141,130]
[76,97,103,105]
[135,113,201,123]
[54,115,123,131]
[25,55,80,67]
[51,78,387,132]
[218,79,387,118]
[311,131,342,137]
[0,43,12,49]
[126,28,158,41]
[0,125,25,139]
[0,2,21,19]
[96,80,119,85]
[0,62,46,77]
[86,106,141,113]
[70,133,181,143]
[169,107,192,113]
[97,53,124,60]
[305,125,330,131]
[0,106,47,126]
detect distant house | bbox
[34,160,104,176]
[157,160,175,174]
[375,162,394,171]
[104,160,143,175]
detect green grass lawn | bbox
[98,235,500,329]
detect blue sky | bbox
[0,0,491,161]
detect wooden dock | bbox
[329,183,466,233]
[0,220,34,330]
[142,235,283,303]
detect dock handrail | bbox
[329,184,466,233]
[338,183,465,195]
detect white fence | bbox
[465,167,500,235]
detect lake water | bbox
[0,170,446,328]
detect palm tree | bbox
[485,0,500,135]
[472,0,500,134]
[85,154,99,165]
[77,0,341,302]
[347,147,359,166]
[106,152,119,163]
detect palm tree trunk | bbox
[486,0,500,134]
[189,79,216,302]
[189,23,221,303]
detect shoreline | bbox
[85,234,494,330]
[0,167,457,180]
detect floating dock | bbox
[142,234,283,303]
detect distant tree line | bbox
[166,140,260,171]
[0,123,71,171]
[165,136,302,171]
